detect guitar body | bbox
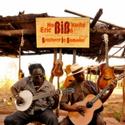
[98,63,115,89]
[68,94,102,125]
[68,71,125,125]
[98,34,116,89]
[63,65,75,88]
[52,59,63,77]
[63,76,75,88]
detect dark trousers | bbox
[4,109,58,125]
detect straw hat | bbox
[69,63,84,76]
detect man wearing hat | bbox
[59,63,116,125]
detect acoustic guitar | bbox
[63,65,75,88]
[68,94,102,125]
[52,59,63,77]
[49,49,57,83]
[68,72,125,125]
[52,49,63,77]
[63,49,76,88]
[97,63,115,89]
[97,34,115,89]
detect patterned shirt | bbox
[60,80,98,106]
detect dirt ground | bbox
[102,87,125,125]
[0,87,125,125]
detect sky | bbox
[0,0,125,83]
[1,0,125,27]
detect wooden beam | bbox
[91,29,125,34]
[121,77,125,122]
[90,8,103,28]
[109,45,125,58]
[64,9,125,29]
[0,13,48,23]
[1,28,125,37]
[0,29,35,36]
[109,56,125,58]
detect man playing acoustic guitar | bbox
[59,63,116,125]
[4,63,59,125]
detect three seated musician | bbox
[59,63,116,125]
[4,63,59,125]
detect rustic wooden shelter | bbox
[0,9,125,62]
[0,9,125,123]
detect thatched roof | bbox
[0,10,125,62]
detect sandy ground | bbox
[0,87,125,125]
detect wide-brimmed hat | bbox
[68,63,84,76]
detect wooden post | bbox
[90,8,103,28]
[56,48,62,117]
[73,49,76,64]
[49,49,57,83]
[121,76,125,122]
[18,46,21,80]
[18,30,24,80]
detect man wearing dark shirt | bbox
[59,63,116,125]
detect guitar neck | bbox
[105,41,109,66]
[90,85,110,104]
[33,92,51,101]
[33,88,74,101]
[103,34,109,66]
[90,72,125,104]
[59,48,62,60]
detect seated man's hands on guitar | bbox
[109,81,117,90]
[16,95,24,105]
[71,105,86,115]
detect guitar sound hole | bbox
[86,101,93,108]
[103,77,112,81]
